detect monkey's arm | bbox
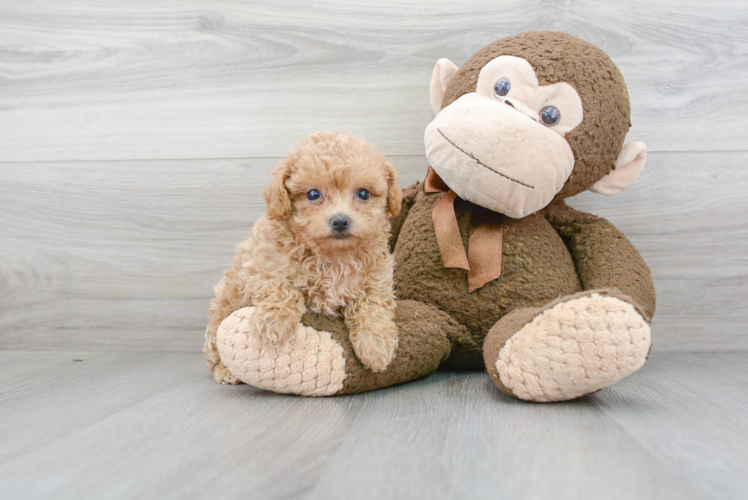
[389,182,421,252]
[544,201,655,321]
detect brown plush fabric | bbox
[389,182,421,252]
[544,202,656,321]
[302,300,463,395]
[393,187,584,355]
[441,31,631,200]
[392,182,655,373]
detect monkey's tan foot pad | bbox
[495,294,651,402]
[216,307,346,397]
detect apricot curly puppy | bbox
[204,131,403,384]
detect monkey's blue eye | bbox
[540,105,561,126]
[306,189,321,201]
[494,78,511,97]
[356,188,370,201]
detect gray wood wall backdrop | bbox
[1,0,747,353]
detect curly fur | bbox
[204,131,403,383]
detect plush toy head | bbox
[425,31,647,218]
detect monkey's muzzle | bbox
[424,93,575,218]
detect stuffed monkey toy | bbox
[209,31,655,402]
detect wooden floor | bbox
[0,351,745,500]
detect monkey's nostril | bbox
[330,215,351,232]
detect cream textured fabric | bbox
[590,141,648,195]
[216,307,347,396]
[430,58,460,115]
[496,294,651,402]
[424,92,575,218]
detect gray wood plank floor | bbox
[0,351,745,500]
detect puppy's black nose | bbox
[330,215,351,232]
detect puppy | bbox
[204,131,403,383]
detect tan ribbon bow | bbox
[423,166,504,292]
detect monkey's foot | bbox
[216,307,347,397]
[485,292,651,402]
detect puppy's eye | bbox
[306,189,321,201]
[356,188,370,201]
[540,105,561,126]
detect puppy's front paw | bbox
[351,321,398,372]
[249,305,300,345]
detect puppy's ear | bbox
[384,160,402,217]
[263,159,293,221]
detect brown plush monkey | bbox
[213,32,655,402]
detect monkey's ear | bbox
[590,142,647,196]
[384,160,403,217]
[263,159,293,220]
[430,58,459,115]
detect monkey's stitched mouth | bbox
[437,129,535,189]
